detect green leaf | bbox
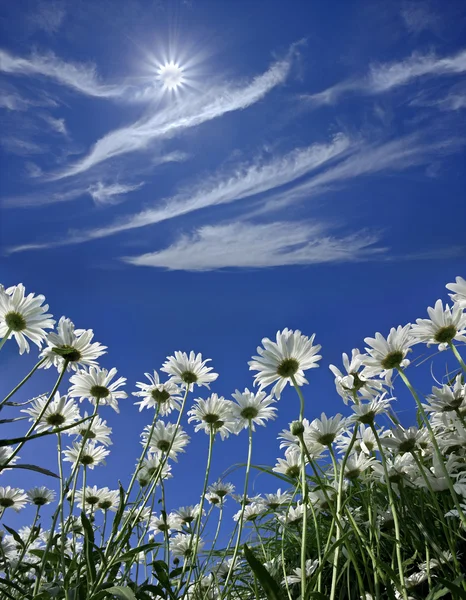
[5,463,59,478]
[307,594,330,600]
[243,544,283,600]
[2,524,24,548]
[110,482,126,540]
[103,586,137,600]
[437,578,466,599]
[115,542,160,565]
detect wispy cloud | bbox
[123,221,384,271]
[87,181,144,205]
[52,50,298,179]
[1,137,45,156]
[400,1,440,35]
[0,49,128,98]
[10,133,349,249]
[40,114,68,135]
[304,48,466,106]
[28,0,67,34]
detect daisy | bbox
[139,453,172,482]
[69,367,127,413]
[63,440,109,469]
[231,388,277,431]
[171,533,204,560]
[141,421,190,461]
[340,452,376,481]
[175,504,203,525]
[283,558,319,585]
[97,488,120,512]
[123,507,153,527]
[249,329,321,399]
[306,413,348,447]
[0,283,54,354]
[446,276,466,308]
[277,501,307,525]
[0,487,28,511]
[233,502,266,522]
[336,425,380,456]
[149,512,183,535]
[263,488,292,510]
[216,557,240,580]
[424,375,466,414]
[187,394,235,440]
[362,325,414,378]
[22,393,80,432]
[206,492,222,505]
[411,299,466,350]
[40,316,107,372]
[161,351,218,390]
[133,371,183,415]
[69,412,112,446]
[0,446,19,473]
[372,454,417,484]
[278,421,327,460]
[27,487,55,506]
[350,394,393,425]
[207,480,235,499]
[273,448,303,479]
[329,349,384,404]
[381,426,429,454]
[76,486,108,510]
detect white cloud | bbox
[52,52,297,179]
[21,133,349,248]
[304,48,466,106]
[0,49,127,98]
[87,182,144,205]
[400,1,439,34]
[1,137,44,156]
[0,92,31,111]
[123,221,384,271]
[41,114,67,135]
[29,0,66,34]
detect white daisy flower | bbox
[273,448,303,478]
[350,394,393,425]
[22,393,81,432]
[362,325,414,378]
[40,316,107,372]
[329,348,384,404]
[283,558,319,585]
[161,351,218,390]
[0,446,19,473]
[411,299,466,350]
[207,480,235,499]
[249,328,321,399]
[97,488,120,512]
[69,412,112,446]
[123,507,153,527]
[381,426,429,454]
[278,420,327,459]
[277,501,307,525]
[0,487,28,511]
[340,452,376,481]
[233,501,266,522]
[76,485,108,510]
[0,531,17,559]
[372,454,417,484]
[231,388,277,431]
[69,367,127,413]
[27,487,55,506]
[63,440,109,469]
[133,371,183,415]
[171,533,204,560]
[424,375,466,414]
[306,413,348,447]
[446,276,466,308]
[149,512,183,535]
[141,421,190,461]
[138,453,173,483]
[263,488,292,510]
[205,492,222,505]
[188,394,236,440]
[336,425,380,456]
[174,504,203,525]
[0,283,54,354]
[216,557,240,580]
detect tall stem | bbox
[449,342,466,374]
[0,327,12,351]
[223,422,253,593]
[0,357,46,410]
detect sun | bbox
[156,61,185,92]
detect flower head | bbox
[174,504,204,525]
[141,421,190,461]
[0,487,28,511]
[231,388,277,431]
[233,502,266,522]
[0,446,19,473]
[22,393,80,432]
[350,394,393,425]
[161,351,218,390]
[207,480,235,499]
[306,413,348,447]
[446,276,466,309]
[329,348,384,404]
[188,394,235,440]
[0,283,54,354]
[411,299,466,350]
[171,533,204,560]
[133,371,183,415]
[149,512,183,535]
[40,317,106,372]
[69,412,112,446]
[424,375,466,414]
[249,329,321,399]
[283,559,319,585]
[27,487,55,506]
[263,488,291,510]
[273,448,303,479]
[362,325,414,378]
[69,367,127,413]
[63,440,109,469]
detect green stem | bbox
[450,342,466,374]
[0,327,12,351]
[0,357,46,410]
[370,424,408,600]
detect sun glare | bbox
[157,61,185,91]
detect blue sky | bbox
[1,0,466,530]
